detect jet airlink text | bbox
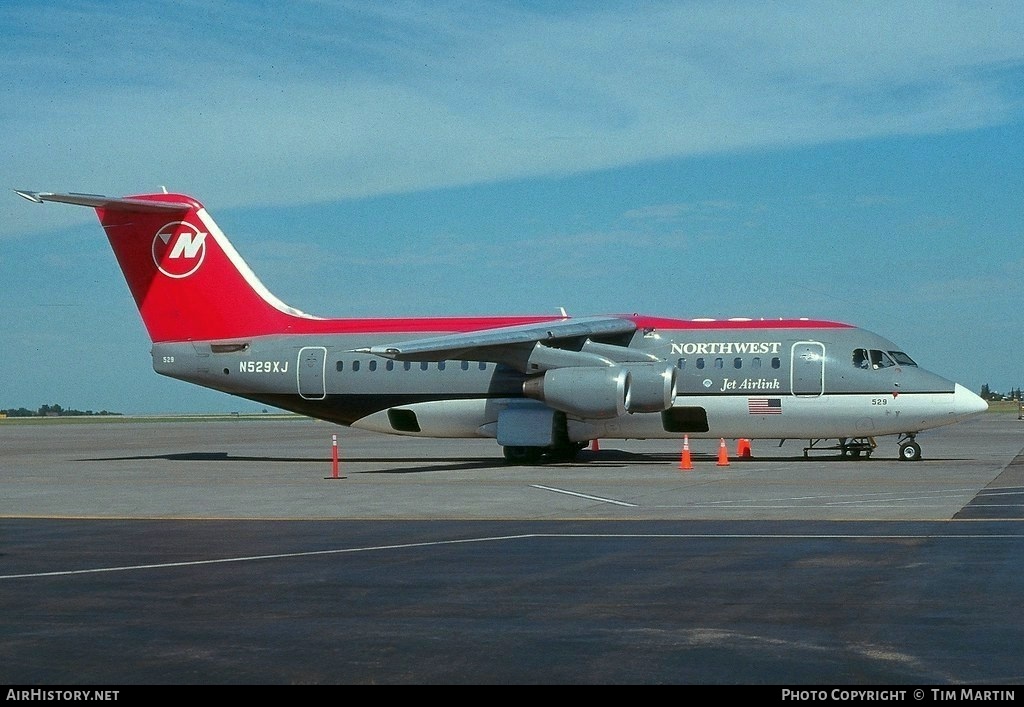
[671,341,783,355]
[720,377,782,391]
[780,688,1014,701]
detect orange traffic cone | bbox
[679,435,693,471]
[737,438,751,458]
[590,439,600,452]
[717,438,730,467]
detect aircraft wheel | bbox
[899,441,922,461]
[503,446,543,465]
[546,442,585,462]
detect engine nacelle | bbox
[522,366,629,419]
[623,363,678,413]
[521,364,678,419]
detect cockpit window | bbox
[888,351,917,366]
[853,348,902,369]
[870,350,896,368]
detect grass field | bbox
[0,412,305,425]
[986,399,1024,416]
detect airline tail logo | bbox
[152,221,208,278]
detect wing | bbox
[359,315,659,372]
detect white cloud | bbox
[3,1,1023,235]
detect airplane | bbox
[15,189,988,464]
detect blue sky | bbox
[2,1,1022,414]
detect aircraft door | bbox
[298,346,327,400]
[790,341,825,397]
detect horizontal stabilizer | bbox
[14,190,194,213]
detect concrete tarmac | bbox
[1,413,1022,684]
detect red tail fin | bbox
[17,190,317,342]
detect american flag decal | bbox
[748,398,782,414]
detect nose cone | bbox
[953,383,989,420]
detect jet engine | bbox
[522,364,677,419]
[624,363,678,413]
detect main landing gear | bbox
[502,442,588,465]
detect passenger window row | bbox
[677,357,782,371]
[674,349,919,372]
[336,360,490,372]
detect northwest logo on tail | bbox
[152,221,207,278]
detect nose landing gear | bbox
[898,434,922,461]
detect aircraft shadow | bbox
[78,451,502,472]
[73,450,962,476]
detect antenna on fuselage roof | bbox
[558,307,568,318]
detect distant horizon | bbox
[6,388,1023,419]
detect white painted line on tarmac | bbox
[4,531,1024,581]
[530,484,638,507]
[0,535,534,580]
